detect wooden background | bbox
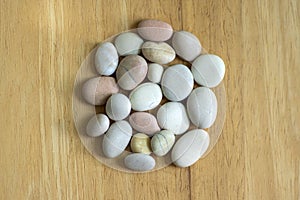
[0,0,299,199]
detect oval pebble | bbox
[86,114,110,137]
[187,87,217,129]
[102,121,132,158]
[157,102,190,135]
[82,76,119,105]
[137,19,173,42]
[151,130,175,156]
[130,133,152,154]
[95,42,119,75]
[124,153,156,171]
[114,32,144,56]
[129,112,160,136]
[105,93,131,121]
[147,63,164,83]
[172,31,201,62]
[116,55,148,90]
[192,54,225,88]
[171,129,210,167]
[129,82,162,111]
[161,64,194,101]
[142,42,175,64]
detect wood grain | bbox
[0,0,299,199]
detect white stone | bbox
[147,63,164,83]
[156,102,190,135]
[172,31,201,62]
[129,82,162,111]
[161,64,194,101]
[171,129,209,167]
[151,130,175,156]
[86,114,110,137]
[95,42,119,75]
[124,153,155,171]
[187,87,217,129]
[192,54,225,88]
[102,121,132,158]
[106,93,131,121]
[114,32,144,56]
[142,42,175,64]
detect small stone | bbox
[137,19,173,42]
[95,42,119,75]
[86,114,110,137]
[130,133,152,154]
[157,102,190,135]
[81,76,119,105]
[114,32,144,56]
[142,42,175,64]
[172,31,201,62]
[129,82,162,111]
[171,129,210,168]
[191,54,225,88]
[105,93,131,121]
[161,64,194,101]
[124,153,156,171]
[151,130,175,156]
[147,63,164,83]
[129,112,160,136]
[116,55,148,90]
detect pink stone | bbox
[137,19,173,42]
[129,112,160,136]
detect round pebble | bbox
[142,42,175,64]
[151,130,175,156]
[82,76,119,105]
[157,102,190,135]
[95,42,119,75]
[129,82,162,111]
[147,63,164,83]
[191,54,225,88]
[172,31,201,62]
[102,121,132,158]
[130,133,152,154]
[137,19,173,42]
[129,112,160,136]
[171,129,210,168]
[124,153,156,171]
[105,93,131,121]
[114,32,144,56]
[187,87,217,129]
[86,114,110,137]
[116,55,148,90]
[161,64,194,101]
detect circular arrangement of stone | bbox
[81,19,225,172]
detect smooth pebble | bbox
[82,76,119,105]
[192,54,225,88]
[124,153,155,171]
[171,129,209,167]
[102,121,132,158]
[86,114,110,137]
[151,130,175,156]
[172,31,201,62]
[95,42,119,75]
[116,55,148,90]
[129,112,160,136]
[142,42,175,64]
[147,63,164,83]
[130,133,152,154]
[161,64,194,101]
[114,32,144,56]
[105,93,131,121]
[157,102,190,135]
[137,19,173,42]
[129,82,162,111]
[187,87,217,129]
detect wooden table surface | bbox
[1,0,299,199]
